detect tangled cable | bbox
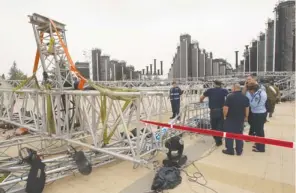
[145,144,219,193]
[180,145,219,193]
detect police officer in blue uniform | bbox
[169,82,183,120]
[246,82,267,153]
[200,80,228,146]
[243,76,266,136]
[222,84,250,155]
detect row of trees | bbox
[1,61,27,80]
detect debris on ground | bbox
[15,127,29,136]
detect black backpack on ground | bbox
[151,167,182,191]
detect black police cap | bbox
[213,80,222,86]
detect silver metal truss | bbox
[1,71,294,89]
[0,12,295,193]
[0,77,294,192]
[1,13,203,192]
[0,87,200,192]
[0,86,209,192]
[87,71,294,88]
[274,73,295,99]
[28,13,76,89]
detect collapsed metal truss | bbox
[28,13,75,89]
[0,74,294,192]
[0,12,295,193]
[0,86,207,192]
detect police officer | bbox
[242,75,266,136]
[222,84,250,155]
[200,80,228,146]
[246,82,267,153]
[169,82,183,120]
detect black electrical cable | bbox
[181,162,218,193]
[180,145,219,193]
[145,144,219,193]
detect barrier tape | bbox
[141,120,295,149]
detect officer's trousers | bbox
[250,113,266,152]
[248,111,256,136]
[210,108,223,145]
[170,100,180,118]
[224,119,244,154]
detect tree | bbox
[8,61,27,80]
[1,74,5,80]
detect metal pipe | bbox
[122,65,124,81]
[154,59,157,75]
[273,10,277,72]
[264,24,268,72]
[113,61,116,81]
[65,138,145,164]
[105,58,108,81]
[96,52,99,81]
[196,47,199,78]
[0,118,39,132]
[185,40,188,81]
[0,89,167,97]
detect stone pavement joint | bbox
[43,102,295,193]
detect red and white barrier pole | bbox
[141,120,295,149]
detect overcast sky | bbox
[0,0,278,77]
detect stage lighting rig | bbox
[163,136,187,167]
[68,146,92,175]
[19,147,46,193]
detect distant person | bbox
[246,82,267,153]
[274,82,281,104]
[265,80,280,118]
[169,82,183,120]
[222,83,249,155]
[73,78,80,90]
[200,80,228,146]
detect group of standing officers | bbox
[200,75,280,155]
[170,74,280,156]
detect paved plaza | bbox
[44,101,295,193]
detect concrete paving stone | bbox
[43,102,295,193]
